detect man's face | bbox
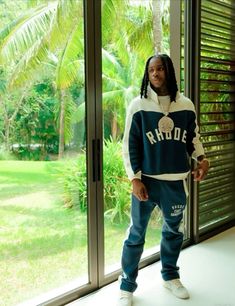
[148,57,167,91]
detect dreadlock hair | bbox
[140,54,178,102]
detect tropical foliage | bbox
[0,0,170,159]
[59,138,131,223]
[0,0,170,218]
[0,0,85,158]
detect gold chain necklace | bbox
[158,98,174,133]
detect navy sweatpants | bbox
[120,175,187,293]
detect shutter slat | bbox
[199,0,235,233]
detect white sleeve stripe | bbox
[122,111,141,180]
[192,117,205,158]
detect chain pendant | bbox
[158,115,174,133]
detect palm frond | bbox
[102,89,124,100]
[127,13,154,59]
[123,85,139,106]
[102,49,121,70]
[102,74,125,90]
[7,37,49,88]
[57,0,82,27]
[64,94,77,144]
[129,53,145,88]
[55,24,84,89]
[102,0,129,45]
[102,48,125,82]
[49,0,82,51]
[0,13,32,48]
[0,2,57,64]
[72,102,85,124]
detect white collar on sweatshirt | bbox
[147,85,180,104]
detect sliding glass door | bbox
[0,1,89,305]
[0,0,197,305]
[101,0,171,276]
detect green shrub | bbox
[12,145,44,161]
[103,138,131,223]
[58,153,87,212]
[59,138,131,223]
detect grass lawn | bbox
[0,160,161,306]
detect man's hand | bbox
[132,178,149,201]
[192,159,210,182]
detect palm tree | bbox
[0,0,84,158]
[102,47,145,140]
[0,0,169,153]
[152,0,162,53]
[102,0,170,140]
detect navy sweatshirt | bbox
[123,86,204,181]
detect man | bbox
[117,54,210,306]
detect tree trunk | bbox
[111,112,118,140]
[0,93,25,152]
[4,118,10,151]
[152,0,162,54]
[58,90,66,159]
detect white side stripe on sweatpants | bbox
[183,179,189,198]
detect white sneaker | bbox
[116,290,133,306]
[163,278,189,299]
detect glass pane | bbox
[0,1,88,305]
[101,0,171,275]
